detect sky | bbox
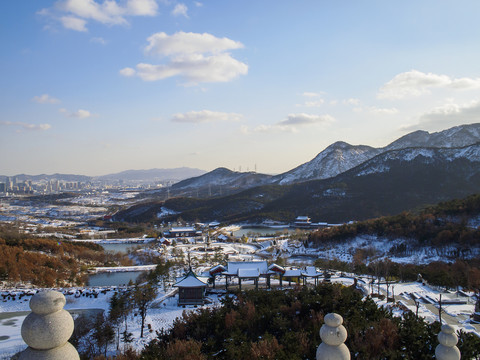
[2,1,480,176]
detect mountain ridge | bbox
[114,142,480,224]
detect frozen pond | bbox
[233,226,295,237]
[87,271,145,287]
[101,242,148,253]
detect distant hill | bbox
[269,123,480,185]
[270,141,380,185]
[149,123,480,193]
[114,142,480,224]
[168,167,272,197]
[0,167,207,184]
[308,193,480,248]
[94,167,206,183]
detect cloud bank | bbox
[171,110,242,123]
[59,108,96,118]
[120,31,248,84]
[0,121,51,131]
[403,100,480,131]
[40,0,159,31]
[252,113,335,133]
[32,94,60,104]
[378,70,480,99]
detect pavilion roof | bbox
[174,269,208,288]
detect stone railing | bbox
[19,290,80,360]
[316,313,461,360]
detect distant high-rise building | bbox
[6,177,13,191]
[0,183,5,193]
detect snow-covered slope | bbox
[352,143,480,177]
[172,167,271,190]
[271,123,480,185]
[385,123,480,150]
[270,142,381,185]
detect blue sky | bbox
[2,0,480,176]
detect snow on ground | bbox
[0,285,224,358]
[1,276,479,358]
[0,288,116,358]
[93,265,158,273]
[71,237,156,244]
[156,207,178,219]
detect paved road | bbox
[382,287,480,333]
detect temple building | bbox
[174,269,208,306]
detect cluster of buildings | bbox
[174,261,330,306]
[0,177,85,195]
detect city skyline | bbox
[2,1,480,176]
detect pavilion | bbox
[174,268,208,306]
[219,261,285,290]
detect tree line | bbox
[309,194,480,248]
[135,284,480,360]
[0,224,132,287]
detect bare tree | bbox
[133,283,157,338]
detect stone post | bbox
[435,324,461,360]
[316,313,350,360]
[19,290,80,360]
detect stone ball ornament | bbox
[19,290,80,360]
[316,313,351,360]
[435,324,461,360]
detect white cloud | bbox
[378,70,480,99]
[354,106,398,115]
[131,54,247,83]
[124,32,248,84]
[194,1,203,7]
[343,98,360,105]
[304,100,325,107]
[32,94,60,104]
[119,67,136,77]
[402,100,480,131]
[280,113,334,126]
[302,91,323,98]
[144,31,243,57]
[59,108,96,119]
[60,16,88,31]
[171,110,242,123]
[299,91,325,107]
[90,36,107,45]
[369,106,398,115]
[126,0,159,15]
[0,121,51,131]
[41,0,159,31]
[253,113,335,133]
[171,3,188,18]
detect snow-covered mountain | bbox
[271,123,480,185]
[170,167,271,196]
[352,143,480,177]
[385,123,480,150]
[270,142,381,185]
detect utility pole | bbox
[439,294,443,323]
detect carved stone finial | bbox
[435,324,461,360]
[316,313,351,360]
[19,290,80,360]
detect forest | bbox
[306,195,480,289]
[133,284,480,360]
[0,224,132,287]
[309,194,480,247]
